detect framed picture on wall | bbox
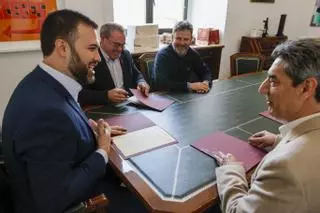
[0,0,64,53]
[250,0,275,3]
[310,0,320,27]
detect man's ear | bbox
[55,39,69,58]
[302,77,318,99]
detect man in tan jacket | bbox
[216,39,320,213]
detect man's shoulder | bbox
[156,45,174,57]
[187,47,201,57]
[121,49,133,60]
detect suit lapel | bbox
[119,52,130,89]
[98,48,116,88]
[34,67,92,130]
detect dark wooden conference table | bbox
[86,72,281,213]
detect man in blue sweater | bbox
[153,21,212,93]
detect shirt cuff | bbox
[137,80,146,85]
[96,149,108,164]
[187,82,192,92]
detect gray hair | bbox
[173,20,193,34]
[100,23,125,38]
[272,39,320,102]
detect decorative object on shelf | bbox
[250,0,275,3]
[196,28,220,45]
[262,17,269,38]
[276,14,287,37]
[159,33,172,44]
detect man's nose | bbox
[258,78,269,95]
[94,50,101,62]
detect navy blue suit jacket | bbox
[78,49,145,105]
[2,66,106,213]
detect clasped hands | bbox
[215,130,277,166]
[107,82,150,103]
[88,119,127,154]
[190,81,210,93]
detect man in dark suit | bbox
[78,23,150,105]
[2,10,129,213]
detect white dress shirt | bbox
[39,62,108,164]
[279,112,320,138]
[100,49,124,88]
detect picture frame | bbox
[0,0,64,53]
[310,0,320,27]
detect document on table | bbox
[105,112,155,133]
[191,131,266,172]
[129,89,175,111]
[112,125,177,159]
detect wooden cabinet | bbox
[132,44,224,80]
[240,36,287,70]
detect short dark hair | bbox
[40,9,98,57]
[272,39,320,102]
[173,21,193,34]
[100,23,125,39]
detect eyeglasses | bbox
[108,38,125,49]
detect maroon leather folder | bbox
[260,111,287,124]
[191,131,267,172]
[105,112,155,133]
[130,89,175,111]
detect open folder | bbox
[191,131,266,172]
[129,89,175,111]
[105,113,177,159]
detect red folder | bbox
[260,111,287,124]
[130,89,175,111]
[191,131,266,172]
[105,112,155,133]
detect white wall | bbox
[219,0,319,78]
[0,0,113,122]
[65,0,113,28]
[188,0,228,34]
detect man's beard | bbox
[68,46,95,86]
[174,45,188,56]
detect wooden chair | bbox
[138,52,156,89]
[230,52,265,76]
[65,193,109,213]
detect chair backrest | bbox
[138,52,156,89]
[230,52,264,76]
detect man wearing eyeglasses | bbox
[79,23,150,105]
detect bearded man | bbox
[1,9,132,213]
[153,20,212,93]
